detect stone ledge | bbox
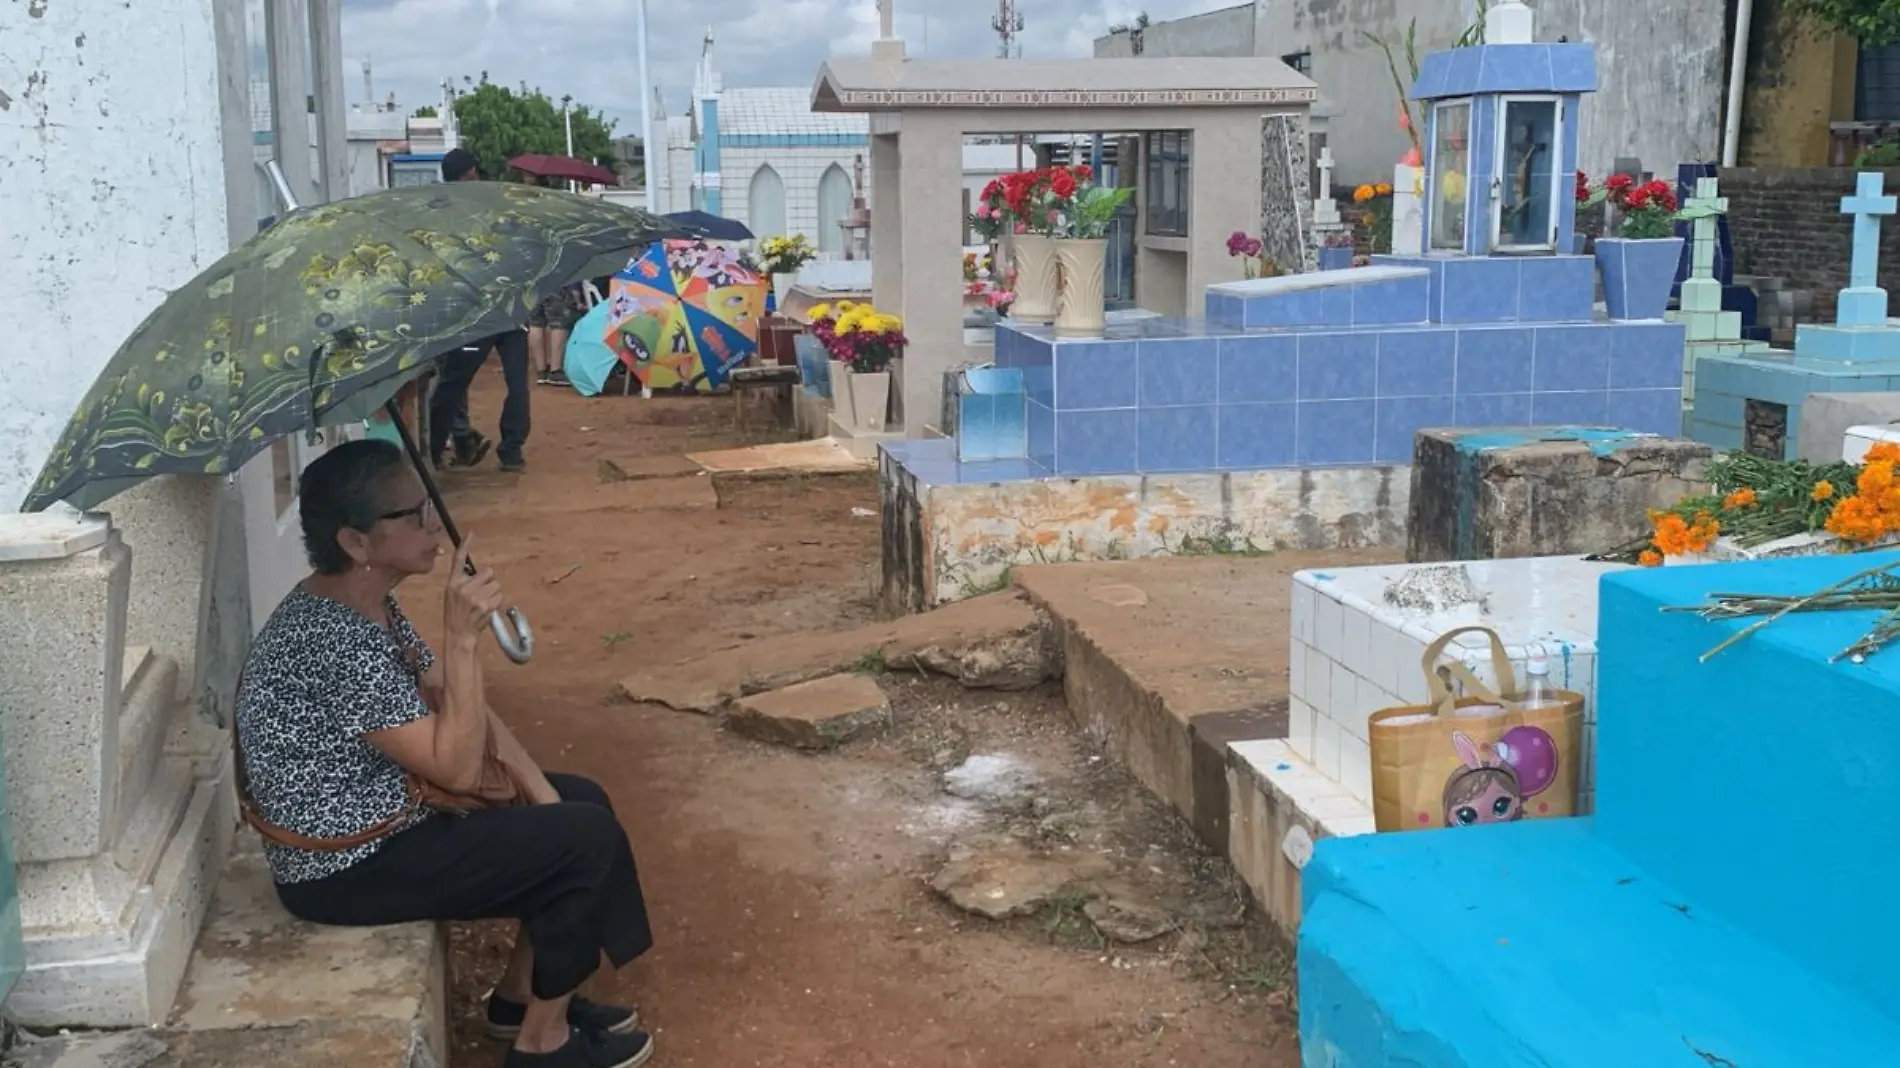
[0,513,110,563]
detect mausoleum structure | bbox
[878,0,1685,612]
[1690,171,1900,459]
[812,18,1318,437]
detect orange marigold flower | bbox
[1812,480,1836,501]
[1638,549,1663,567]
[1723,487,1757,509]
[1859,459,1895,497]
[1866,442,1900,465]
[1826,494,1890,543]
[1651,512,1692,555]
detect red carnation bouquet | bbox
[1576,171,1681,240]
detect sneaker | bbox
[501,1026,653,1068]
[452,435,493,468]
[487,994,639,1039]
[499,454,526,473]
[547,371,572,387]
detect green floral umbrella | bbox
[22,182,682,512]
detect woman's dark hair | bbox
[298,439,412,574]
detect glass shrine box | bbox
[1409,36,1598,257]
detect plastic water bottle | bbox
[1516,647,1562,710]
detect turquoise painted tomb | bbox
[894,3,1684,486]
[1690,172,1900,457]
[1298,549,1900,1066]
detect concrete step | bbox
[162,849,449,1067]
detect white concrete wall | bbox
[721,146,864,246]
[0,3,232,513]
[1097,0,1725,188]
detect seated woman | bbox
[235,440,654,1068]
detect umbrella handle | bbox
[490,606,535,664]
[380,396,536,665]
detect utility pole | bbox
[991,0,1023,59]
[637,0,656,210]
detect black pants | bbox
[276,773,652,1000]
[429,329,532,462]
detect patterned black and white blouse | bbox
[235,586,438,885]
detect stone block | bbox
[0,523,128,862]
[1795,392,1900,461]
[1406,427,1712,563]
[726,673,891,750]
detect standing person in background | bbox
[428,148,534,472]
[530,285,579,388]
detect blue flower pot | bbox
[1595,237,1684,320]
[1317,246,1355,271]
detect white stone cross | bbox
[1313,146,1341,226]
[1316,147,1335,200]
[1838,171,1897,327]
[1685,177,1726,279]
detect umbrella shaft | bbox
[382,397,473,575]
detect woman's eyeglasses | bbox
[378,497,437,528]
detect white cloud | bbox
[340,0,1227,135]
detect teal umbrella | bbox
[562,301,621,397]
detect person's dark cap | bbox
[441,148,481,182]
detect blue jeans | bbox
[430,329,531,462]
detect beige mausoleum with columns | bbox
[811,16,1317,436]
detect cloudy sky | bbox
[338,0,1223,133]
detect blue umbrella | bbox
[562,301,621,397]
[664,210,754,243]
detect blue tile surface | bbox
[1297,399,1377,464]
[1606,389,1685,435]
[1243,286,1353,329]
[1027,400,1055,470]
[1517,256,1596,322]
[1218,334,1297,404]
[1375,396,1455,463]
[1378,331,1456,396]
[1298,332,1378,400]
[1205,291,1242,327]
[1531,390,1609,425]
[1217,403,1297,468]
[957,390,1029,463]
[1351,275,1432,325]
[1440,259,1522,322]
[1053,339,1137,410]
[1477,44,1554,94]
[1610,323,1684,389]
[1055,409,1138,474]
[1455,327,1535,393]
[1533,325,1609,391]
[1138,338,1220,406]
[1547,43,1600,91]
[1138,406,1218,472]
[1455,391,1533,425]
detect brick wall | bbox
[1721,167,1900,323]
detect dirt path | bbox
[407,370,1302,1068]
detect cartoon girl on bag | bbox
[1443,731,1525,827]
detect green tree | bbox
[412,105,438,118]
[1785,0,1900,45]
[447,75,620,182]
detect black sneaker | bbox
[499,454,526,472]
[487,994,639,1039]
[501,1026,654,1068]
[452,435,493,468]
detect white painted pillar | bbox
[309,0,351,204]
[266,0,318,209]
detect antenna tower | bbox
[992,0,1024,58]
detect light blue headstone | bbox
[1837,171,1896,327]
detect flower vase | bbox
[827,360,852,420]
[848,372,891,433]
[1011,234,1060,324]
[1053,238,1108,339]
[1317,246,1355,271]
[1595,237,1685,320]
[772,273,798,307]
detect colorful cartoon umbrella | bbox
[604,240,765,393]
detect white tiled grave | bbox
[1231,554,1628,936]
[1287,555,1626,813]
